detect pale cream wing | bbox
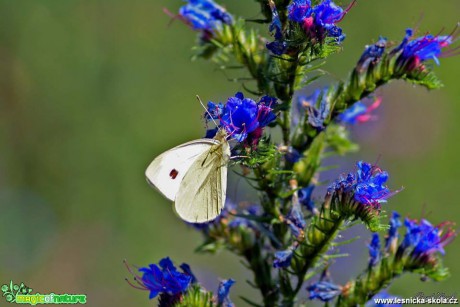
[145,139,219,201]
[174,142,230,223]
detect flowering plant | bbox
[128,0,457,306]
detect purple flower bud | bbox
[178,0,233,34]
[273,248,294,268]
[356,37,387,70]
[368,233,381,267]
[385,211,401,251]
[307,281,342,302]
[338,98,381,125]
[217,279,236,307]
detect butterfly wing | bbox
[174,140,230,223]
[145,139,219,201]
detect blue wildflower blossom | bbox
[366,291,402,307]
[401,218,455,257]
[307,280,342,302]
[287,197,306,231]
[207,92,277,143]
[356,37,387,70]
[288,0,312,23]
[368,233,381,267]
[312,0,350,42]
[127,257,193,300]
[287,0,354,43]
[338,97,381,125]
[328,161,396,208]
[217,279,236,307]
[354,161,392,206]
[394,28,455,71]
[298,185,317,213]
[267,1,289,55]
[274,247,295,268]
[385,211,402,252]
[280,145,303,163]
[298,89,331,130]
[179,0,233,34]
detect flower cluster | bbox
[126,257,236,304]
[206,92,277,144]
[267,0,355,55]
[394,28,456,72]
[126,257,193,300]
[288,0,355,43]
[178,0,233,40]
[329,161,394,208]
[399,218,456,263]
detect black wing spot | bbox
[169,169,179,179]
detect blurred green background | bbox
[0,0,458,305]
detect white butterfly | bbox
[145,128,230,223]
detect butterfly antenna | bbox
[196,95,219,126]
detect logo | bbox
[1,281,87,305]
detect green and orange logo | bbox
[1,281,86,305]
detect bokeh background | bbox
[0,0,458,305]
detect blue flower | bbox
[298,185,317,213]
[179,263,197,284]
[217,279,236,307]
[354,161,392,206]
[299,89,330,130]
[366,291,402,307]
[207,92,277,143]
[287,0,354,43]
[401,218,455,257]
[356,37,387,70]
[328,161,396,208]
[268,0,283,41]
[273,248,294,268]
[281,146,303,163]
[179,0,233,35]
[288,0,312,23]
[133,257,193,299]
[287,198,306,232]
[368,233,381,267]
[307,281,342,302]
[312,0,348,41]
[338,98,381,125]
[385,211,401,252]
[394,28,455,71]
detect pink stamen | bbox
[336,0,357,23]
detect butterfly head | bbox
[214,128,229,142]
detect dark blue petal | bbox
[217,279,236,307]
[179,0,233,32]
[307,281,342,302]
[368,233,381,266]
[288,0,312,23]
[273,248,294,268]
[357,37,387,70]
[337,101,367,125]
